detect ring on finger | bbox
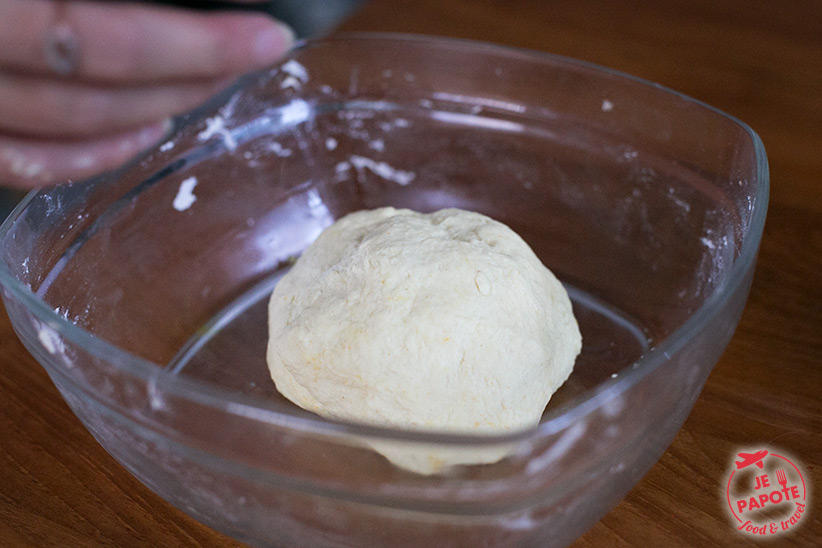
[44,0,79,77]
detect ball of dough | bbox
[267,207,581,473]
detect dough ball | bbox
[267,207,581,473]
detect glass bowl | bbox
[0,34,767,547]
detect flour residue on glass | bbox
[198,115,237,151]
[335,155,416,186]
[280,59,309,90]
[37,321,66,356]
[278,99,311,126]
[269,142,293,157]
[173,176,198,211]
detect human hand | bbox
[0,0,293,188]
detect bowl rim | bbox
[0,32,769,447]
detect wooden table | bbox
[1,1,820,546]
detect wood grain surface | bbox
[1,0,820,546]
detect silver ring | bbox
[44,2,79,76]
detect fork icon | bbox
[776,469,788,490]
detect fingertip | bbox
[0,119,173,189]
[0,146,52,188]
[114,118,172,157]
[138,118,174,149]
[253,21,295,66]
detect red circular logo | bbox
[725,448,810,536]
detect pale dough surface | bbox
[267,207,581,473]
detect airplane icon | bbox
[736,450,768,470]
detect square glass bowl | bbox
[0,34,767,547]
